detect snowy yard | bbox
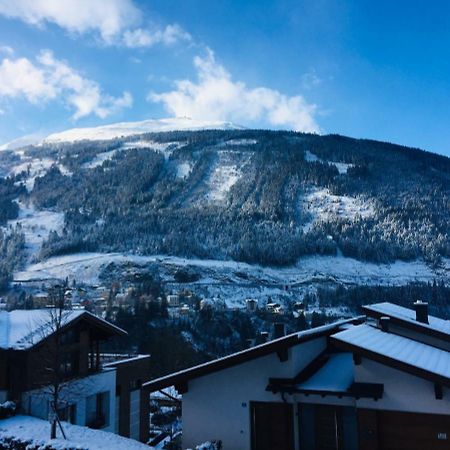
[0,415,150,450]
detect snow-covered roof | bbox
[332,324,450,382]
[0,415,149,450]
[363,302,450,336]
[297,353,354,392]
[144,317,364,392]
[0,309,126,350]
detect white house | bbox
[144,301,450,450]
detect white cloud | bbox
[0,108,4,115]
[0,50,132,119]
[149,50,320,132]
[0,0,139,43]
[0,0,190,48]
[123,24,191,48]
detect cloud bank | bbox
[0,50,132,119]
[0,0,190,47]
[149,50,320,132]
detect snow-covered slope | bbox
[44,117,244,143]
[0,415,150,450]
[0,133,43,151]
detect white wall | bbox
[21,368,117,433]
[182,337,326,450]
[354,358,450,414]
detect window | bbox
[86,392,110,429]
[57,403,77,424]
[59,351,79,377]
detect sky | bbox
[1,0,450,157]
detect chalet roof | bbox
[362,302,450,339]
[331,323,450,386]
[0,309,126,350]
[143,317,364,392]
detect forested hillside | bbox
[1,129,449,272]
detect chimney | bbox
[260,332,269,343]
[413,301,429,324]
[274,323,286,339]
[379,316,390,332]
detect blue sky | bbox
[1,0,450,157]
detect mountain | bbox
[0,122,449,297]
[43,117,244,143]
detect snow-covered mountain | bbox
[0,126,449,306]
[43,117,244,143]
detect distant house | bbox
[144,302,450,450]
[0,309,151,443]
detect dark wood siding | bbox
[251,402,294,450]
[378,410,450,450]
[358,409,450,450]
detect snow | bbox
[305,150,353,174]
[9,157,55,191]
[363,302,450,335]
[176,161,193,178]
[0,309,84,350]
[0,415,150,449]
[13,252,449,308]
[6,200,65,262]
[217,138,257,147]
[301,187,375,231]
[332,323,450,379]
[0,133,43,151]
[44,118,244,144]
[297,353,354,392]
[82,141,188,169]
[205,151,250,203]
[83,150,118,169]
[0,309,124,350]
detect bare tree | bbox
[27,285,77,439]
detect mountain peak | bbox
[43,117,245,144]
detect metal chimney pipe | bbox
[413,301,429,324]
[379,316,390,332]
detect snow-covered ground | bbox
[13,252,449,307]
[301,187,375,232]
[82,150,119,169]
[6,200,64,262]
[0,415,150,450]
[44,118,244,144]
[176,161,193,178]
[217,138,257,147]
[9,157,55,191]
[305,150,353,175]
[205,151,251,203]
[82,141,188,169]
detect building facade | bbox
[0,309,151,442]
[144,302,450,450]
